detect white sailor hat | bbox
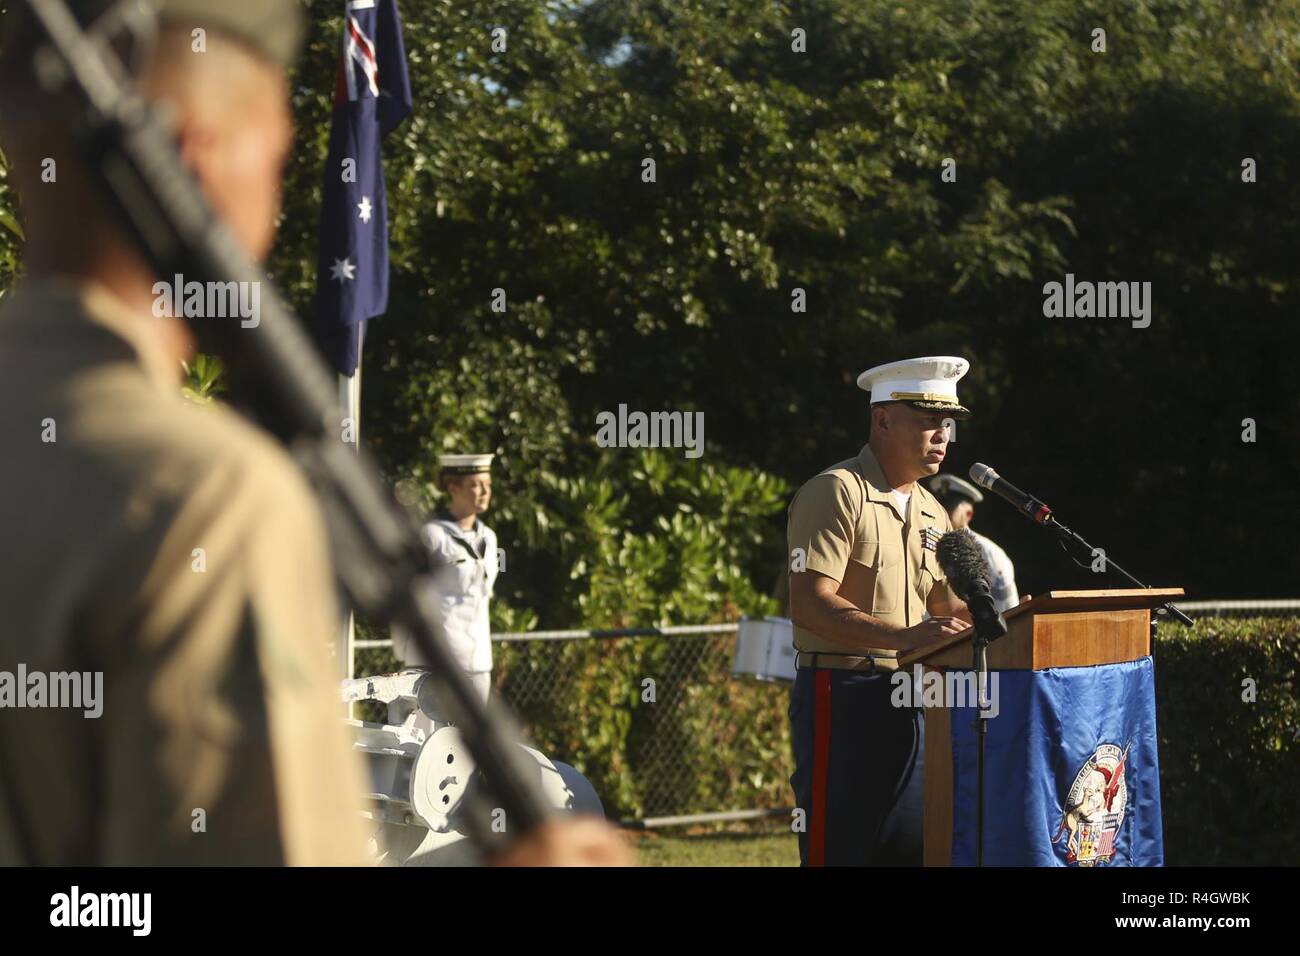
[437,453,494,475]
[856,355,972,420]
[929,474,984,505]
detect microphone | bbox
[969,463,1053,524]
[936,530,1007,640]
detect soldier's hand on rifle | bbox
[490,818,633,867]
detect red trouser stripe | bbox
[809,669,832,867]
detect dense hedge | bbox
[360,616,1298,862]
[1155,616,1299,866]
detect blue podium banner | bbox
[950,657,1164,866]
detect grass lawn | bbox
[625,824,799,867]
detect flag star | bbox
[330,257,357,283]
[357,196,373,223]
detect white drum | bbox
[732,616,796,683]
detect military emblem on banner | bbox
[1052,742,1130,866]
[920,527,943,552]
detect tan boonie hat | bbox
[856,355,973,420]
[156,0,306,68]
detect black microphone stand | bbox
[1042,515,1193,642]
[966,589,1007,867]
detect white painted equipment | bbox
[341,670,604,865]
[731,615,796,683]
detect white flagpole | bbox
[339,365,361,681]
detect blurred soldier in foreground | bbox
[0,0,627,866]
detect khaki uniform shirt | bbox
[0,280,370,865]
[787,443,957,668]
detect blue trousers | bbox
[789,666,925,866]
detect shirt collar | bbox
[856,442,939,521]
[437,510,479,535]
[856,443,895,502]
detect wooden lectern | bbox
[898,588,1184,867]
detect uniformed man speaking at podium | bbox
[787,356,973,866]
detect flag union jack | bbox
[340,10,380,101]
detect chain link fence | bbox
[354,623,793,826]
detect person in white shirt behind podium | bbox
[396,453,500,702]
[928,473,1020,614]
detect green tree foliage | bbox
[277,0,804,633]
[181,353,227,406]
[274,0,1300,604]
[0,145,21,295]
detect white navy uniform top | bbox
[403,513,499,674]
[971,529,1019,614]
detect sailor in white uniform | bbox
[396,453,499,702]
[928,473,1020,613]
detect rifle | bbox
[18,0,554,856]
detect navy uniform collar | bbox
[437,511,480,535]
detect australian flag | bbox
[311,0,412,376]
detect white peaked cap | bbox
[856,355,972,420]
[437,454,494,474]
